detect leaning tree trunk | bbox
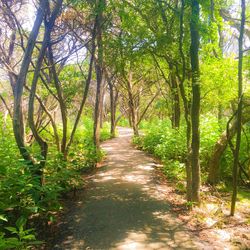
[28,0,62,184]
[208,122,236,185]
[65,23,97,155]
[190,0,201,204]
[208,102,250,185]
[48,44,68,157]
[13,0,45,165]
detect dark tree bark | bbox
[178,0,192,201]
[190,0,201,204]
[169,65,180,129]
[231,0,245,216]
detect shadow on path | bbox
[52,128,205,250]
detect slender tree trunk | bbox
[0,94,12,119]
[94,0,105,149]
[28,0,62,183]
[136,91,159,127]
[66,23,97,154]
[231,0,245,216]
[99,81,106,129]
[172,75,180,129]
[48,42,67,157]
[178,0,192,201]
[169,65,180,128]
[25,85,60,151]
[127,71,139,136]
[190,0,201,204]
[13,0,45,165]
[108,80,116,137]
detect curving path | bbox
[53,127,206,250]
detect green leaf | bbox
[5,227,18,234]
[0,215,8,222]
[16,216,27,230]
[22,234,36,240]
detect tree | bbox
[230,0,246,216]
[208,101,250,185]
[190,0,201,204]
[13,0,47,173]
[94,0,105,149]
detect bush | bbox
[135,119,186,161]
[134,116,249,184]
[163,160,186,181]
[0,115,109,248]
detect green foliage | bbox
[134,116,250,185]
[2,216,42,249]
[163,160,186,181]
[69,117,109,169]
[0,115,109,247]
[135,119,186,161]
[117,117,130,127]
[200,114,222,168]
[200,57,238,112]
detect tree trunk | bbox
[127,71,139,136]
[190,0,201,204]
[169,65,180,129]
[28,0,62,184]
[13,0,45,166]
[94,0,105,149]
[208,120,235,185]
[208,105,250,185]
[66,24,97,154]
[99,81,106,129]
[136,91,159,128]
[108,80,116,138]
[48,44,68,157]
[178,0,192,201]
[231,0,245,216]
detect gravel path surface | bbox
[52,127,208,250]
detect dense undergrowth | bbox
[133,116,250,190]
[0,115,110,249]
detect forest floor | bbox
[48,127,249,250]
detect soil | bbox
[49,127,237,250]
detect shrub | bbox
[134,116,249,184]
[0,115,109,247]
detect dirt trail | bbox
[53,127,208,250]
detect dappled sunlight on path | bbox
[53,127,207,250]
